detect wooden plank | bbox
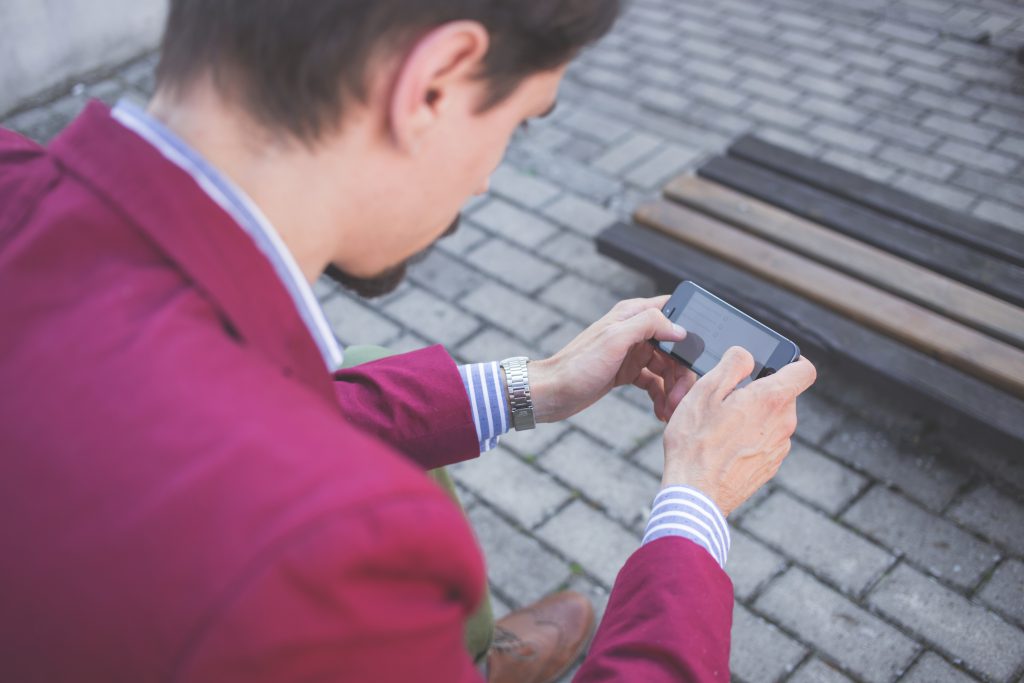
[633,199,1024,397]
[664,175,1024,349]
[727,134,1024,267]
[696,155,1024,308]
[596,222,1024,445]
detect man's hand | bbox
[661,346,817,516]
[528,296,697,424]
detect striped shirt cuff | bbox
[642,485,731,568]
[458,362,511,453]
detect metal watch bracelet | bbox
[499,356,536,431]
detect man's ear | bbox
[387,21,490,154]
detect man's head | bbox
[153,0,621,295]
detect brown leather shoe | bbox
[486,591,596,683]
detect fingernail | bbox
[672,323,686,337]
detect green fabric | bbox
[340,345,495,662]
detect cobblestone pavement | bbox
[5,0,1024,681]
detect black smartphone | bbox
[657,281,800,386]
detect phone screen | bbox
[662,290,781,379]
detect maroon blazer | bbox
[0,102,732,682]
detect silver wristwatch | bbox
[499,356,536,431]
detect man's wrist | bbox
[512,357,559,424]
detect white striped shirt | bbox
[111,98,729,567]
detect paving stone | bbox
[794,390,847,445]
[792,72,857,101]
[863,114,941,151]
[973,198,1024,232]
[726,529,787,602]
[878,144,957,180]
[488,164,562,209]
[977,559,1024,627]
[730,603,806,683]
[952,168,1024,209]
[471,198,560,248]
[821,149,899,183]
[798,94,868,126]
[382,286,480,347]
[536,499,640,588]
[321,294,401,347]
[540,274,622,326]
[461,282,562,341]
[869,564,1024,681]
[900,652,978,683]
[851,90,930,123]
[922,113,1002,146]
[892,172,976,212]
[536,319,587,358]
[568,391,663,453]
[783,49,848,77]
[875,20,938,46]
[809,122,881,155]
[757,127,822,157]
[464,238,560,295]
[637,86,692,117]
[949,484,1024,556]
[774,441,868,515]
[507,146,623,203]
[556,136,605,163]
[842,486,1000,589]
[788,658,855,683]
[895,63,963,93]
[436,219,489,256]
[407,248,487,300]
[540,231,656,297]
[630,436,663,478]
[823,421,964,512]
[908,87,985,118]
[842,68,913,97]
[741,490,893,594]
[558,107,633,145]
[454,326,542,366]
[385,330,430,355]
[937,139,1019,175]
[755,568,919,683]
[451,446,573,530]
[746,100,813,130]
[734,54,792,80]
[538,431,658,530]
[541,194,620,237]
[624,142,703,189]
[499,421,571,461]
[689,81,748,109]
[466,504,571,606]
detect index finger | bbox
[761,357,817,396]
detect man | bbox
[0,1,816,681]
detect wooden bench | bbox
[597,135,1024,447]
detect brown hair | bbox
[156,0,621,142]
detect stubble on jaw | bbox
[322,214,462,298]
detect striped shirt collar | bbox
[110,98,343,371]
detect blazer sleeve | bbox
[176,492,488,683]
[331,345,481,470]
[575,537,734,682]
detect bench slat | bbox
[727,135,1024,267]
[664,175,1024,350]
[597,222,1024,444]
[697,155,1024,308]
[634,199,1024,397]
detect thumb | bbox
[698,346,755,400]
[613,307,686,348]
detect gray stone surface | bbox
[869,564,1024,681]
[741,490,894,594]
[773,441,868,515]
[756,568,920,683]
[978,559,1024,628]
[8,0,1024,678]
[843,486,1000,590]
[730,603,806,683]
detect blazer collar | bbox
[48,101,337,404]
